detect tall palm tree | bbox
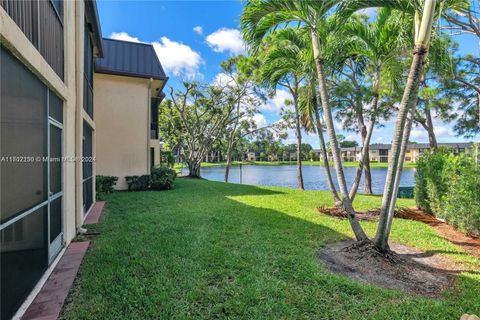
[256,29,308,190]
[337,0,465,252]
[299,79,342,204]
[342,8,409,199]
[280,28,342,203]
[242,0,368,240]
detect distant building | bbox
[313,142,476,163]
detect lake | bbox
[181,164,416,194]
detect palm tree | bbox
[255,29,308,190]
[299,79,344,204]
[277,28,342,203]
[242,0,368,240]
[342,8,409,198]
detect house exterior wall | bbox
[93,73,150,190]
[0,2,101,318]
[0,1,79,252]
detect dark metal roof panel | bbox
[94,38,167,80]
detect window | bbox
[83,23,94,118]
[83,122,93,213]
[1,46,64,320]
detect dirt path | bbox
[318,206,480,259]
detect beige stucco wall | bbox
[94,73,151,190]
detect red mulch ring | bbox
[318,206,480,259]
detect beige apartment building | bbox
[0,1,167,319]
[94,38,168,190]
[314,142,475,164]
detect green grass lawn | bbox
[62,179,479,320]
[174,161,416,170]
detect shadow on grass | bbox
[61,179,480,320]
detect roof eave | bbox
[94,68,168,81]
[85,0,104,57]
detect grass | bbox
[62,179,479,320]
[174,161,417,170]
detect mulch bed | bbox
[318,206,480,259]
[317,240,465,297]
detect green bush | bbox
[125,175,151,191]
[414,149,449,213]
[414,149,480,236]
[96,175,118,200]
[151,167,177,190]
[161,151,176,168]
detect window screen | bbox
[0,46,47,223]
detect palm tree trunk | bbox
[375,0,436,252]
[349,89,379,200]
[311,31,367,241]
[374,44,428,252]
[382,107,416,241]
[294,95,305,190]
[313,98,341,204]
[363,155,373,193]
[359,113,373,195]
[425,106,437,149]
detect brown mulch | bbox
[318,206,480,259]
[317,240,470,297]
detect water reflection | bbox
[181,164,415,194]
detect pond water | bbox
[181,164,416,194]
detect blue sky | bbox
[97,0,479,147]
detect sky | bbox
[97,0,479,148]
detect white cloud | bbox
[260,89,292,113]
[109,32,141,43]
[108,32,203,79]
[212,72,234,87]
[252,114,267,128]
[410,125,455,141]
[152,37,203,79]
[193,26,203,35]
[205,28,246,55]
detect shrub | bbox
[414,149,480,236]
[96,175,118,200]
[125,175,151,191]
[151,167,177,190]
[414,149,449,213]
[161,151,176,168]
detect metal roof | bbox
[95,38,168,81]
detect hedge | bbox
[414,148,480,236]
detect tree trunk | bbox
[358,112,373,195]
[348,90,379,201]
[425,106,437,149]
[224,142,233,183]
[374,44,428,252]
[188,160,201,178]
[313,99,341,204]
[311,31,368,241]
[382,107,416,242]
[294,95,305,190]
